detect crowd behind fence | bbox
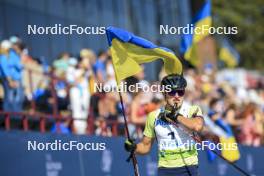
[0,36,264,147]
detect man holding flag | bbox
[125,74,204,176]
[106,26,204,176]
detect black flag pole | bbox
[117,89,140,176]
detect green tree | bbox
[212,0,264,70]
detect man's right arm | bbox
[135,136,154,155]
[125,110,157,155]
[136,110,157,154]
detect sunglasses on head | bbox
[167,89,185,97]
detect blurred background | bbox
[0,0,263,176]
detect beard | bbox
[166,98,182,111]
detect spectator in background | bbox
[53,52,70,76]
[10,36,30,63]
[95,92,119,137]
[11,37,45,106]
[125,66,152,102]
[104,56,116,88]
[33,79,51,113]
[0,40,24,112]
[144,94,164,114]
[93,50,108,84]
[22,57,45,107]
[79,49,97,94]
[66,57,78,84]
[224,103,243,127]
[239,103,263,146]
[80,48,96,66]
[54,76,69,112]
[34,87,54,114]
[129,91,147,138]
[70,56,93,134]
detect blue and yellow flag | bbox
[106,27,182,84]
[215,119,240,162]
[219,39,240,68]
[180,0,212,66]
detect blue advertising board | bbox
[0,131,263,176]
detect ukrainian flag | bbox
[219,40,239,68]
[106,27,182,84]
[180,0,212,66]
[215,119,240,162]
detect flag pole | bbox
[110,55,140,175]
[117,90,140,176]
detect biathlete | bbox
[125,74,204,176]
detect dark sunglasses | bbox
[167,89,185,97]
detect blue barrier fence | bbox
[0,131,263,176]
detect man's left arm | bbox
[177,106,204,132]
